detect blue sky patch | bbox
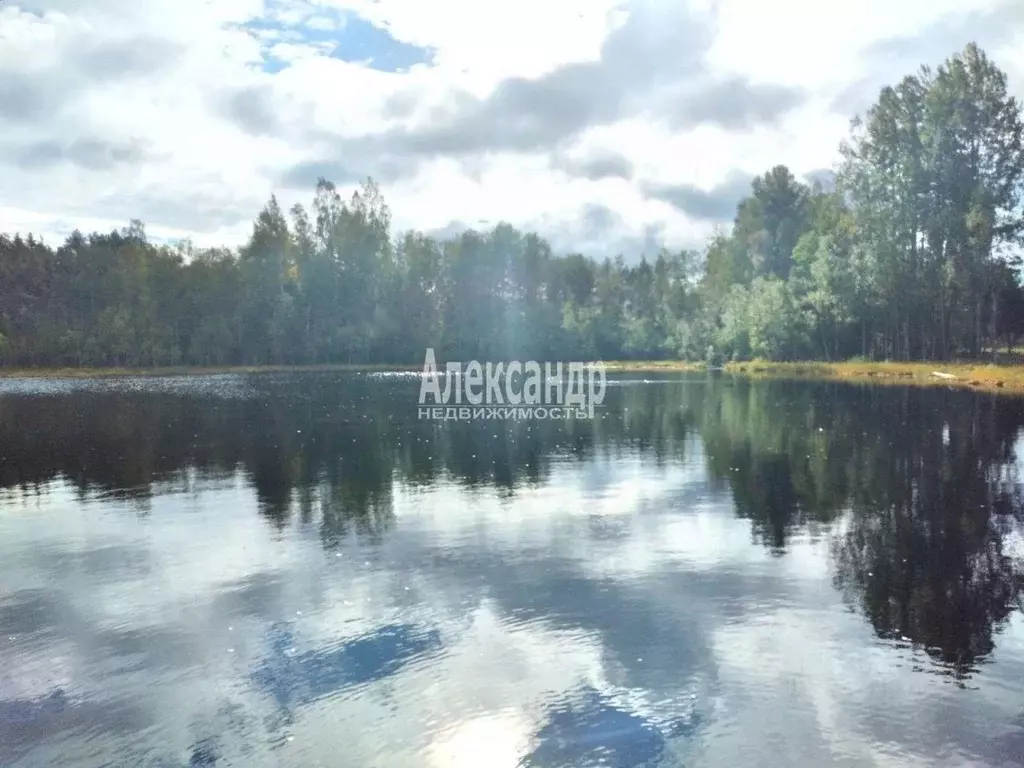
[239,5,435,75]
[331,14,435,72]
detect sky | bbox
[2,0,1024,260]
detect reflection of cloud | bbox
[706,601,1024,768]
[427,713,532,768]
[711,607,882,766]
[2,381,1024,767]
[392,454,704,540]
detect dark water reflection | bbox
[1,371,1023,767]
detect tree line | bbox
[2,42,1024,367]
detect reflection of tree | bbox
[696,376,1024,677]
[697,378,857,551]
[830,393,1024,679]
[0,373,700,541]
[4,372,1024,678]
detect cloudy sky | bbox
[2,0,1024,259]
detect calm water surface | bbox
[1,372,1023,767]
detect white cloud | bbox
[707,0,1006,88]
[313,0,630,79]
[2,0,1024,259]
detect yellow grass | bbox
[600,360,706,372]
[721,360,1024,395]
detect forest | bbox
[3,42,1024,367]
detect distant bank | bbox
[0,364,409,379]
[720,360,1024,396]
[0,360,1021,396]
[0,362,701,379]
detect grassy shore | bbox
[603,359,1024,395]
[721,360,1024,395]
[0,361,706,379]
[600,360,705,372]
[1,359,1022,396]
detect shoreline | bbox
[720,360,1024,395]
[0,363,411,379]
[0,359,1022,396]
[0,360,708,379]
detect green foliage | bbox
[0,178,702,366]
[715,278,810,361]
[1,45,1023,366]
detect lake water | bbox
[1,371,1023,767]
